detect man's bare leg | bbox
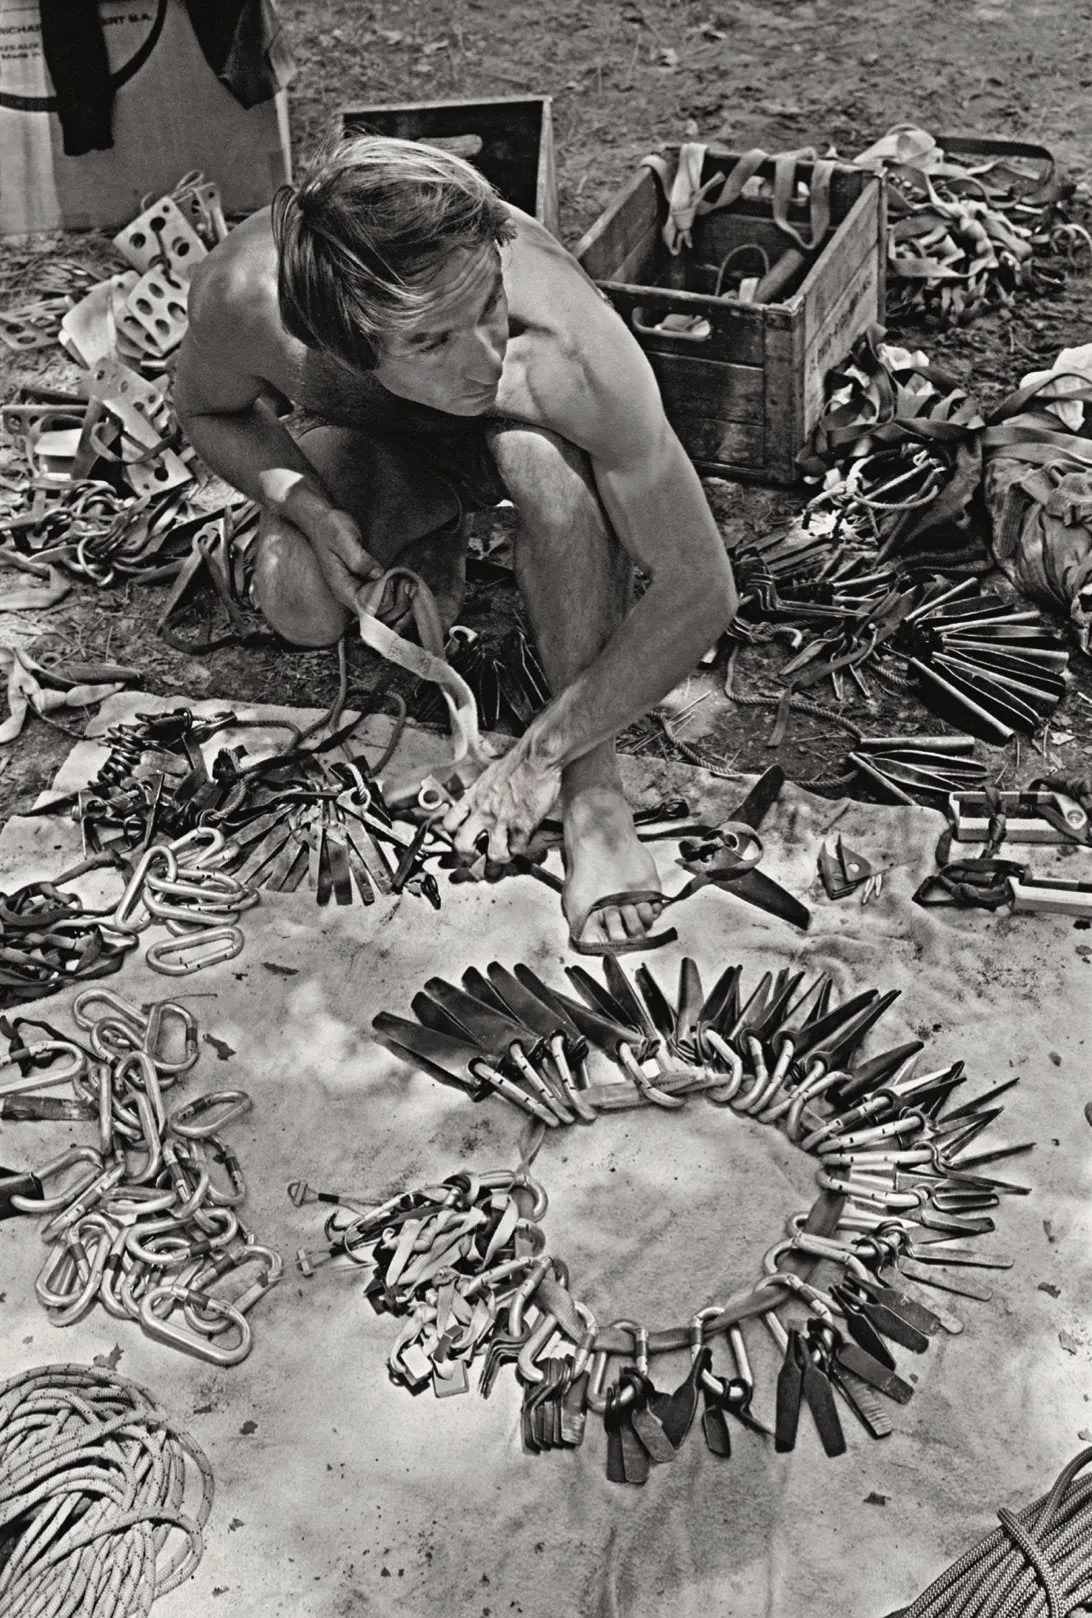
[252,426,466,646]
[487,422,664,950]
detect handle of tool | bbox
[753,247,810,303]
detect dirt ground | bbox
[2,0,1092,818]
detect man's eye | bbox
[418,334,449,353]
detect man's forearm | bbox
[524,566,737,773]
[178,399,336,534]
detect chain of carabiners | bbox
[111,826,257,976]
[0,986,280,1365]
[297,955,1027,1474]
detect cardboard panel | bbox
[0,0,291,237]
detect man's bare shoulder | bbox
[186,208,280,357]
[499,208,669,466]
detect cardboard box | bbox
[341,96,557,238]
[574,148,886,485]
[0,0,291,238]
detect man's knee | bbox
[488,424,606,540]
[252,520,349,648]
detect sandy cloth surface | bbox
[0,694,1089,1618]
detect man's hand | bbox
[303,507,384,612]
[442,740,562,864]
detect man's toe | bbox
[602,907,631,946]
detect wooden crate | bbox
[341,96,557,238]
[574,148,886,485]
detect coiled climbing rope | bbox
[894,1447,1092,1618]
[0,1363,214,1617]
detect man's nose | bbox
[467,320,506,381]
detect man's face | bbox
[372,241,509,416]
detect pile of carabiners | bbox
[0,986,280,1365]
[114,827,258,978]
[35,704,447,912]
[304,953,1031,1476]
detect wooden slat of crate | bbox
[340,96,558,236]
[802,240,885,434]
[578,168,659,285]
[574,152,885,485]
[598,282,767,368]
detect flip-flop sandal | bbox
[567,888,679,958]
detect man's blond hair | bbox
[272,133,516,371]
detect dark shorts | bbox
[300,381,509,523]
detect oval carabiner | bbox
[170,826,227,869]
[46,1222,112,1326]
[689,1305,755,1402]
[143,1000,199,1077]
[72,985,149,1034]
[146,925,244,976]
[140,1283,253,1365]
[169,1089,252,1140]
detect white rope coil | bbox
[0,1363,213,1618]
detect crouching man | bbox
[173,134,738,953]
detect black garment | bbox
[38,0,286,159]
[39,0,114,156]
[185,0,288,110]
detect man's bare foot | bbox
[562,787,666,951]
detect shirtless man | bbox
[173,134,738,953]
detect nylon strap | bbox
[356,567,493,804]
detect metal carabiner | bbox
[10,1146,105,1216]
[183,1242,282,1336]
[146,872,246,909]
[116,1089,163,1186]
[142,999,199,1077]
[689,1305,756,1405]
[35,1241,83,1310]
[700,1031,746,1103]
[46,1219,113,1326]
[471,1168,549,1223]
[146,926,244,975]
[113,844,178,932]
[0,1040,87,1100]
[72,985,149,1035]
[783,1217,880,1280]
[199,1135,247,1207]
[170,826,227,869]
[505,1254,553,1336]
[140,1283,253,1365]
[585,1317,647,1413]
[116,1049,166,1137]
[89,1015,143,1062]
[160,1138,211,1222]
[169,1089,252,1140]
[38,1158,126,1240]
